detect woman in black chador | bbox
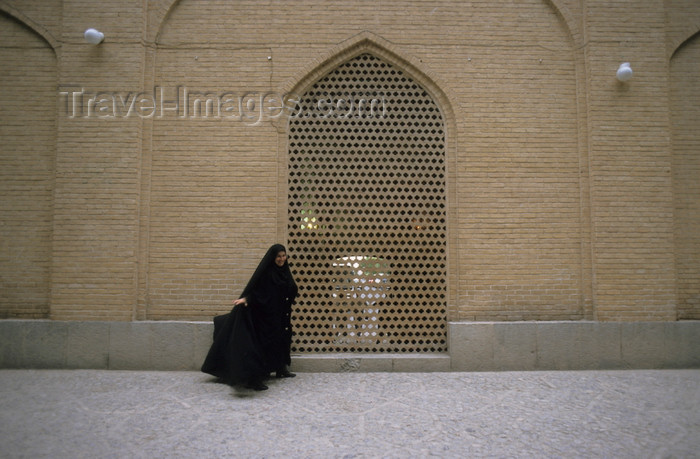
[201,244,298,391]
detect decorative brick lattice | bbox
[288,54,447,353]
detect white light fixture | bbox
[84,28,104,45]
[616,62,633,82]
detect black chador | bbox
[201,244,298,389]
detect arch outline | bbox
[670,28,700,61]
[277,31,458,132]
[0,1,59,52]
[544,0,584,50]
[274,31,461,320]
[147,0,182,45]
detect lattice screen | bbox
[287,53,447,353]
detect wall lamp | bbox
[616,62,633,82]
[84,28,105,45]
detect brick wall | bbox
[0,12,56,319]
[0,0,698,324]
[671,32,700,320]
[151,0,585,322]
[585,0,677,320]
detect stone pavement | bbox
[0,369,698,458]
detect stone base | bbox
[1,319,698,371]
[0,320,212,371]
[292,354,451,372]
[448,321,700,371]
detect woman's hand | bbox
[233,297,248,307]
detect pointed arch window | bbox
[288,53,447,353]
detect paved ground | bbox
[0,369,698,458]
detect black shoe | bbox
[245,380,268,391]
[276,369,296,378]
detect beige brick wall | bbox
[0,12,56,319]
[671,32,700,320]
[152,0,585,322]
[0,0,698,324]
[585,0,677,321]
[50,0,146,321]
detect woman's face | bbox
[275,251,287,267]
